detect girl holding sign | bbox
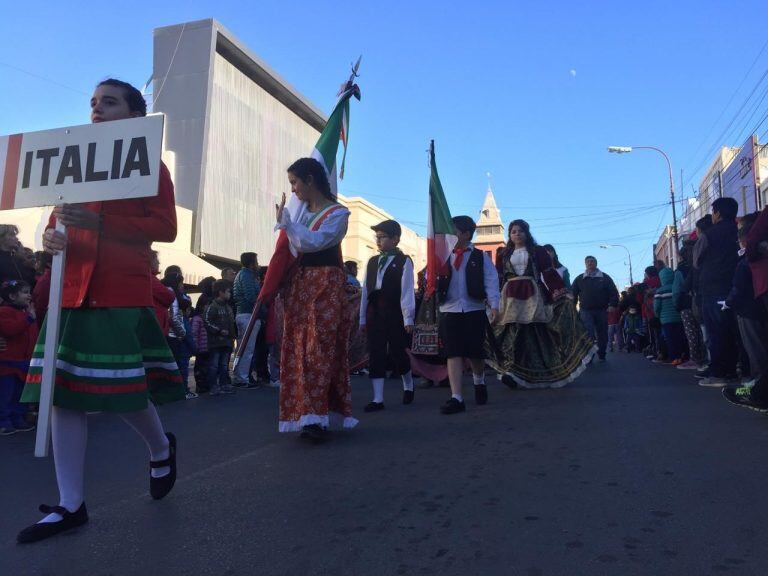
[16,79,183,544]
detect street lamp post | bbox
[607,145,679,268]
[600,243,634,285]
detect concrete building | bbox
[474,181,505,261]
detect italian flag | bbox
[425,140,457,299]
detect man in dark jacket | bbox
[571,256,619,361]
[693,197,740,387]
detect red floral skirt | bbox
[278,266,358,432]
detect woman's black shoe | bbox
[299,424,327,444]
[440,398,466,415]
[403,390,414,405]
[364,401,385,412]
[150,432,177,500]
[17,502,88,543]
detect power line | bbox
[681,36,768,182]
[0,61,89,96]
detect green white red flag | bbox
[425,140,457,298]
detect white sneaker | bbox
[699,377,730,388]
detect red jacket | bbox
[0,304,39,361]
[48,163,177,308]
[152,276,175,335]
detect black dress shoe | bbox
[403,390,415,405]
[299,424,327,444]
[150,433,177,500]
[364,401,385,412]
[501,375,517,389]
[440,398,466,414]
[475,384,488,405]
[17,502,88,543]
[437,378,450,388]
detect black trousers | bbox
[367,306,411,379]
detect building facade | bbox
[474,184,505,262]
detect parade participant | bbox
[359,220,416,411]
[0,281,38,435]
[542,244,570,289]
[487,220,595,388]
[16,79,183,544]
[274,157,357,441]
[571,256,620,362]
[437,216,500,414]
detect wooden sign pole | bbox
[34,220,66,457]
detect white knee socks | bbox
[372,378,385,403]
[120,404,170,478]
[39,404,170,524]
[40,407,88,523]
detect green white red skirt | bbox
[21,307,184,413]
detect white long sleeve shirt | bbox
[439,245,500,314]
[276,205,350,253]
[359,256,416,327]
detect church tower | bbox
[474,173,505,262]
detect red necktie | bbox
[453,247,470,270]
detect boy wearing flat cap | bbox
[359,220,416,411]
[437,215,500,414]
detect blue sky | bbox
[2,0,767,286]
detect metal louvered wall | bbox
[200,52,320,261]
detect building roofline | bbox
[155,19,327,132]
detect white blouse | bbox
[509,249,529,276]
[276,205,350,253]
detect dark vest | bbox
[299,244,343,268]
[437,248,486,302]
[698,220,739,298]
[366,253,408,304]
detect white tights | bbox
[40,404,169,523]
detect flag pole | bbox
[34,220,66,457]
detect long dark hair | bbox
[505,219,537,256]
[287,157,334,202]
[542,244,561,268]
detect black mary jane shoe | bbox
[150,433,177,500]
[403,390,415,405]
[299,424,327,444]
[17,502,89,544]
[364,401,385,412]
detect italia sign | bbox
[0,114,164,210]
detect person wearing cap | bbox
[436,215,500,414]
[359,220,416,411]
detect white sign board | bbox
[0,114,164,210]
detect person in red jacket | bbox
[0,281,38,435]
[16,79,183,544]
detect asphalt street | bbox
[1,352,767,576]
